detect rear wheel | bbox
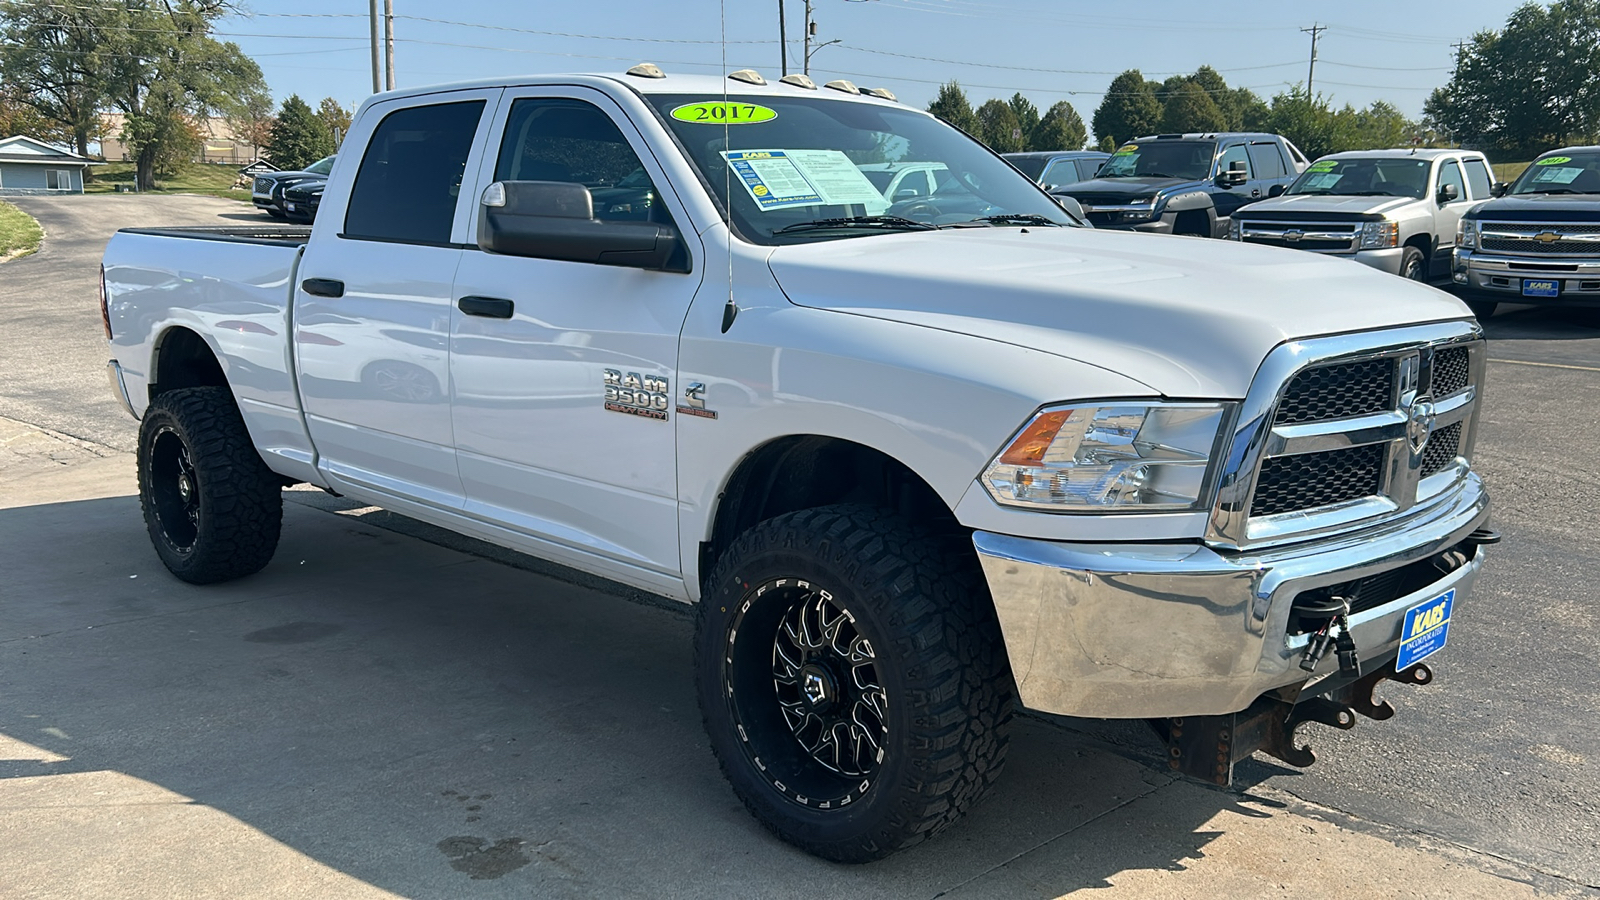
[1400,246,1427,282]
[696,505,1013,863]
[138,387,282,584]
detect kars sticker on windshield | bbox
[723,149,889,213]
[1536,156,1572,166]
[671,101,778,125]
[1530,166,1583,185]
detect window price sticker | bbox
[724,149,890,213]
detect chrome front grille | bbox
[1479,222,1600,257]
[254,177,272,194]
[1238,220,1360,253]
[1208,323,1485,550]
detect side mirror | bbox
[1268,184,1286,198]
[1438,183,1460,203]
[477,180,685,271]
[892,188,921,202]
[1218,162,1249,187]
[1051,194,1087,223]
[1491,182,1509,198]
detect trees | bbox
[1161,81,1228,134]
[317,97,351,146]
[1033,101,1087,151]
[927,81,977,133]
[0,0,106,157]
[1425,0,1600,159]
[224,92,275,161]
[975,98,1025,153]
[266,95,334,171]
[99,1,268,190]
[1092,70,1161,147]
[1007,93,1040,146]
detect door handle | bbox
[458,296,514,319]
[301,278,344,298]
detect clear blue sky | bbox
[221,0,1526,137]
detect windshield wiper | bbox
[774,215,938,235]
[1139,172,1179,179]
[967,214,1062,227]
[1518,188,1593,195]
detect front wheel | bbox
[695,505,1013,862]
[1400,246,1427,282]
[138,387,283,584]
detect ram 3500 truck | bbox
[102,68,1495,863]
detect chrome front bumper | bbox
[974,473,1490,719]
[1453,248,1600,300]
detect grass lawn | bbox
[0,201,44,261]
[1493,161,1531,184]
[85,160,251,201]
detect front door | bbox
[447,88,703,589]
[1212,142,1258,234]
[295,92,498,508]
[1431,159,1474,274]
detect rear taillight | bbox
[99,264,112,340]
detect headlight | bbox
[982,402,1232,511]
[1228,218,1242,241]
[1457,219,1477,250]
[1360,220,1399,249]
[1120,197,1160,222]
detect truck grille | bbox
[1208,326,1485,548]
[1253,444,1385,516]
[1238,221,1359,254]
[254,177,272,193]
[1479,223,1600,257]
[1275,358,1395,424]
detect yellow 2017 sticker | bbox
[671,101,777,125]
[1115,144,1139,154]
[1536,156,1572,166]
[1307,160,1338,172]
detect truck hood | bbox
[1464,193,1600,222]
[765,227,1471,398]
[1235,194,1419,220]
[1052,176,1202,202]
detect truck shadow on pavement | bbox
[2,493,1307,899]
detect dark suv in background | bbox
[1050,133,1309,236]
[252,155,335,219]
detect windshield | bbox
[1286,158,1430,198]
[646,94,1075,243]
[1095,141,1215,180]
[305,155,336,176]
[1510,152,1600,195]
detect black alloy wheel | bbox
[137,387,283,584]
[696,505,1013,863]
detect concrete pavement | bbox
[0,423,1586,899]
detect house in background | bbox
[0,135,93,194]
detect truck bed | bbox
[116,224,313,246]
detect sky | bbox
[218,0,1529,137]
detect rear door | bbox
[1247,140,1292,196]
[294,91,498,508]
[446,87,703,588]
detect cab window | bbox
[493,98,670,224]
[1247,142,1286,179]
[1216,144,1251,180]
[1437,160,1466,202]
[344,100,486,245]
[1462,158,1493,199]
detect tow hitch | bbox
[1154,662,1435,786]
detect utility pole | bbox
[1301,23,1327,98]
[779,0,788,76]
[384,0,395,91]
[368,0,381,93]
[802,1,839,76]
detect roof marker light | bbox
[728,69,766,85]
[823,79,860,95]
[779,74,817,89]
[861,87,898,102]
[626,63,665,79]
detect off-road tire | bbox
[1400,246,1427,282]
[695,504,1013,863]
[138,386,282,584]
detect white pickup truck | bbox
[102,68,1496,862]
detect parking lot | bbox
[2,195,1598,898]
